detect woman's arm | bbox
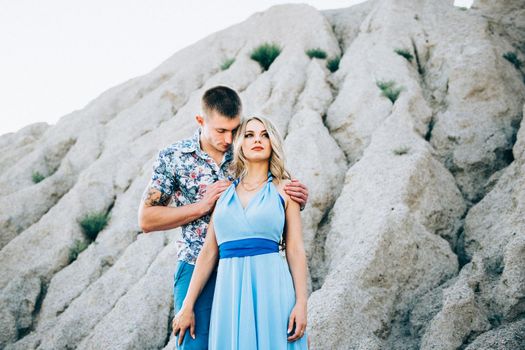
[172,217,219,344]
[182,217,219,309]
[281,182,309,342]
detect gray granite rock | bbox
[1,1,524,349]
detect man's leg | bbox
[173,261,217,350]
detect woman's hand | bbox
[287,301,307,342]
[172,306,196,345]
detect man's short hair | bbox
[202,86,242,119]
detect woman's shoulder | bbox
[273,177,291,190]
[274,177,291,186]
[273,178,292,205]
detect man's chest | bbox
[173,155,233,202]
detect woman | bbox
[172,116,309,349]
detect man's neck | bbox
[200,136,225,165]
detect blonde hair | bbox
[230,116,291,183]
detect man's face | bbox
[199,110,241,153]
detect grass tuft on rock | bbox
[79,212,110,241]
[250,43,281,71]
[69,239,89,263]
[31,171,46,183]
[503,51,522,70]
[327,56,340,72]
[220,58,235,71]
[394,48,414,62]
[393,146,410,155]
[306,48,327,59]
[376,80,404,103]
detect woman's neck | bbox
[242,162,269,183]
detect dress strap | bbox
[267,171,273,183]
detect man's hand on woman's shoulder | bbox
[199,179,231,214]
[283,179,308,211]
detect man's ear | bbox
[195,115,205,127]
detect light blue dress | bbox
[208,173,308,350]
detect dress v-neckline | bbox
[233,177,270,211]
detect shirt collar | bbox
[180,128,201,154]
[223,145,233,164]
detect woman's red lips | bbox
[252,146,264,151]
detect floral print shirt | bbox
[149,128,234,265]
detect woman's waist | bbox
[218,237,281,259]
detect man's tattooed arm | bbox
[141,186,171,207]
[138,184,207,233]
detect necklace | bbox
[240,176,268,191]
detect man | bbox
[138,86,308,349]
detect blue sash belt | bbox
[219,238,279,259]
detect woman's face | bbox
[241,119,272,162]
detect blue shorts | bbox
[173,260,217,350]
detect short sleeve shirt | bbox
[149,128,234,265]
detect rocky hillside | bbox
[1,0,524,349]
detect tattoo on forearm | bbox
[142,187,171,206]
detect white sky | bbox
[0,0,473,136]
